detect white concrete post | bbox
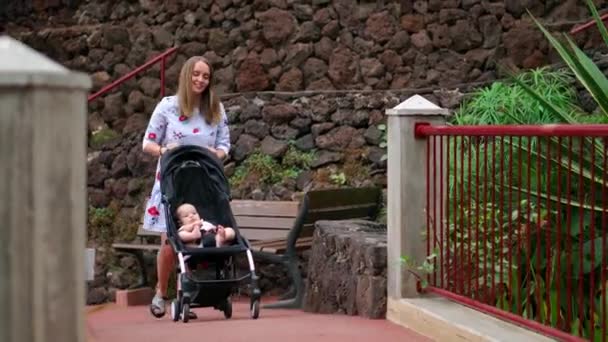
[386,94,448,299]
[0,36,91,342]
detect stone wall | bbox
[4,0,606,95]
[304,219,387,318]
[86,88,466,216]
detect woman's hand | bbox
[160,142,180,156]
[206,147,226,160]
[143,142,180,157]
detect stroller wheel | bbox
[170,299,180,322]
[223,297,232,319]
[181,303,190,323]
[250,299,260,319]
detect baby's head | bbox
[176,203,200,225]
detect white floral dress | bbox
[142,95,230,232]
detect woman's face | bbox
[191,61,210,95]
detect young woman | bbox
[141,56,230,318]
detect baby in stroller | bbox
[176,203,236,248]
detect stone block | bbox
[304,219,387,319]
[115,287,155,307]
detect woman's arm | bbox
[214,104,230,160]
[142,97,170,155]
[143,142,168,157]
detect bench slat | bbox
[303,204,377,224]
[136,227,161,237]
[231,200,299,217]
[306,187,380,210]
[235,216,294,230]
[112,243,160,251]
[250,237,313,253]
[241,228,297,241]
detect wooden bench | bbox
[112,187,383,308]
[245,187,382,308]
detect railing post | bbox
[386,94,448,299]
[160,56,166,98]
[0,37,91,342]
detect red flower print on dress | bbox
[148,132,157,140]
[147,206,160,216]
[179,115,188,122]
[193,128,200,134]
[156,172,161,181]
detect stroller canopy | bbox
[159,145,232,227]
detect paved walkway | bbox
[86,297,432,342]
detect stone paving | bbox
[86,297,432,342]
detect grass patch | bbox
[90,128,120,149]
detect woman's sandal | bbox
[150,293,197,319]
[149,294,166,318]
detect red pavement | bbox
[86,297,432,342]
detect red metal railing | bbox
[87,46,178,102]
[416,123,608,342]
[570,12,608,35]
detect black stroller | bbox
[159,145,261,323]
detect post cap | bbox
[386,94,449,116]
[0,36,91,89]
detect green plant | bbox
[401,248,439,289]
[88,205,117,245]
[329,171,347,186]
[229,147,316,189]
[522,0,608,124]
[283,144,315,170]
[90,128,120,149]
[378,123,388,161]
[454,67,580,125]
[229,152,281,188]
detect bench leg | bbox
[263,256,304,309]
[279,284,296,300]
[134,250,149,289]
[115,250,149,289]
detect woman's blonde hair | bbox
[177,56,221,125]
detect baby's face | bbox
[177,204,200,225]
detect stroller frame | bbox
[158,146,261,323]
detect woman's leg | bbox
[150,233,174,317]
[156,233,174,297]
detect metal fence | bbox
[416,124,608,341]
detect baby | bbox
[176,203,236,247]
